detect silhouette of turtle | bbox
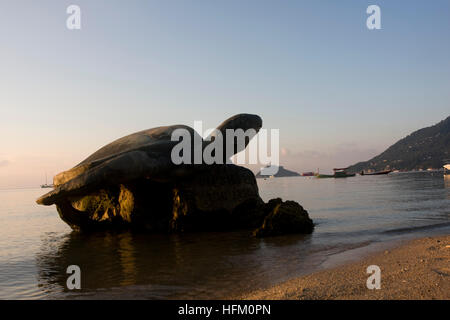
[37,114,262,206]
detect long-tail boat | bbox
[360,170,392,176]
[315,168,355,178]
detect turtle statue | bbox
[37,114,313,236]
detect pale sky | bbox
[1,1,449,188]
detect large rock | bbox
[253,198,314,237]
[53,165,313,236]
[36,114,314,236]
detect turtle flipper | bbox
[36,151,169,205]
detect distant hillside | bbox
[348,116,450,173]
[255,165,300,178]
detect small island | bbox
[255,165,300,178]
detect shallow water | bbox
[0,172,449,299]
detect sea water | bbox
[0,172,449,299]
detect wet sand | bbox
[236,235,450,300]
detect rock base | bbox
[54,165,314,236]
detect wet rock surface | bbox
[53,165,313,236]
[37,114,313,236]
[253,198,314,237]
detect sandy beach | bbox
[236,235,450,300]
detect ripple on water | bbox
[0,172,449,299]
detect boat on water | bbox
[301,172,315,177]
[315,173,334,178]
[40,174,54,188]
[360,170,392,176]
[315,168,356,178]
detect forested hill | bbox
[348,116,450,173]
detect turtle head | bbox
[214,113,262,135]
[208,113,263,159]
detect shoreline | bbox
[234,235,450,300]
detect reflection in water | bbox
[118,233,137,286]
[34,172,450,299]
[36,231,320,299]
[445,175,450,195]
[1,172,449,299]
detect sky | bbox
[0,0,449,188]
